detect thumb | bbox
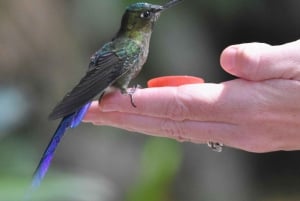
[220,40,300,81]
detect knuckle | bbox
[235,45,260,80]
[160,119,190,142]
[235,43,270,80]
[164,89,190,121]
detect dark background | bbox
[0,0,299,200]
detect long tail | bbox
[31,102,91,188]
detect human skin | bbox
[83,40,300,153]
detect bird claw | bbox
[126,84,142,107]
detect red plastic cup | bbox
[147,75,205,87]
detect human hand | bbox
[83,40,300,152]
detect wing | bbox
[49,43,140,120]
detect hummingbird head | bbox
[117,0,183,37]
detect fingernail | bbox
[220,46,237,70]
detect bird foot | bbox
[126,84,142,108]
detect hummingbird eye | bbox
[140,10,151,19]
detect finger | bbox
[85,110,240,148]
[220,40,300,81]
[84,80,263,123]
[88,83,243,122]
[85,109,300,153]
[99,84,224,121]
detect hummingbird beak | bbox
[162,0,183,10]
[152,0,183,13]
[151,5,164,13]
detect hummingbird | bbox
[31,0,183,189]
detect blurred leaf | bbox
[126,138,182,201]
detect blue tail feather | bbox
[70,102,91,128]
[31,102,91,189]
[31,115,70,188]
